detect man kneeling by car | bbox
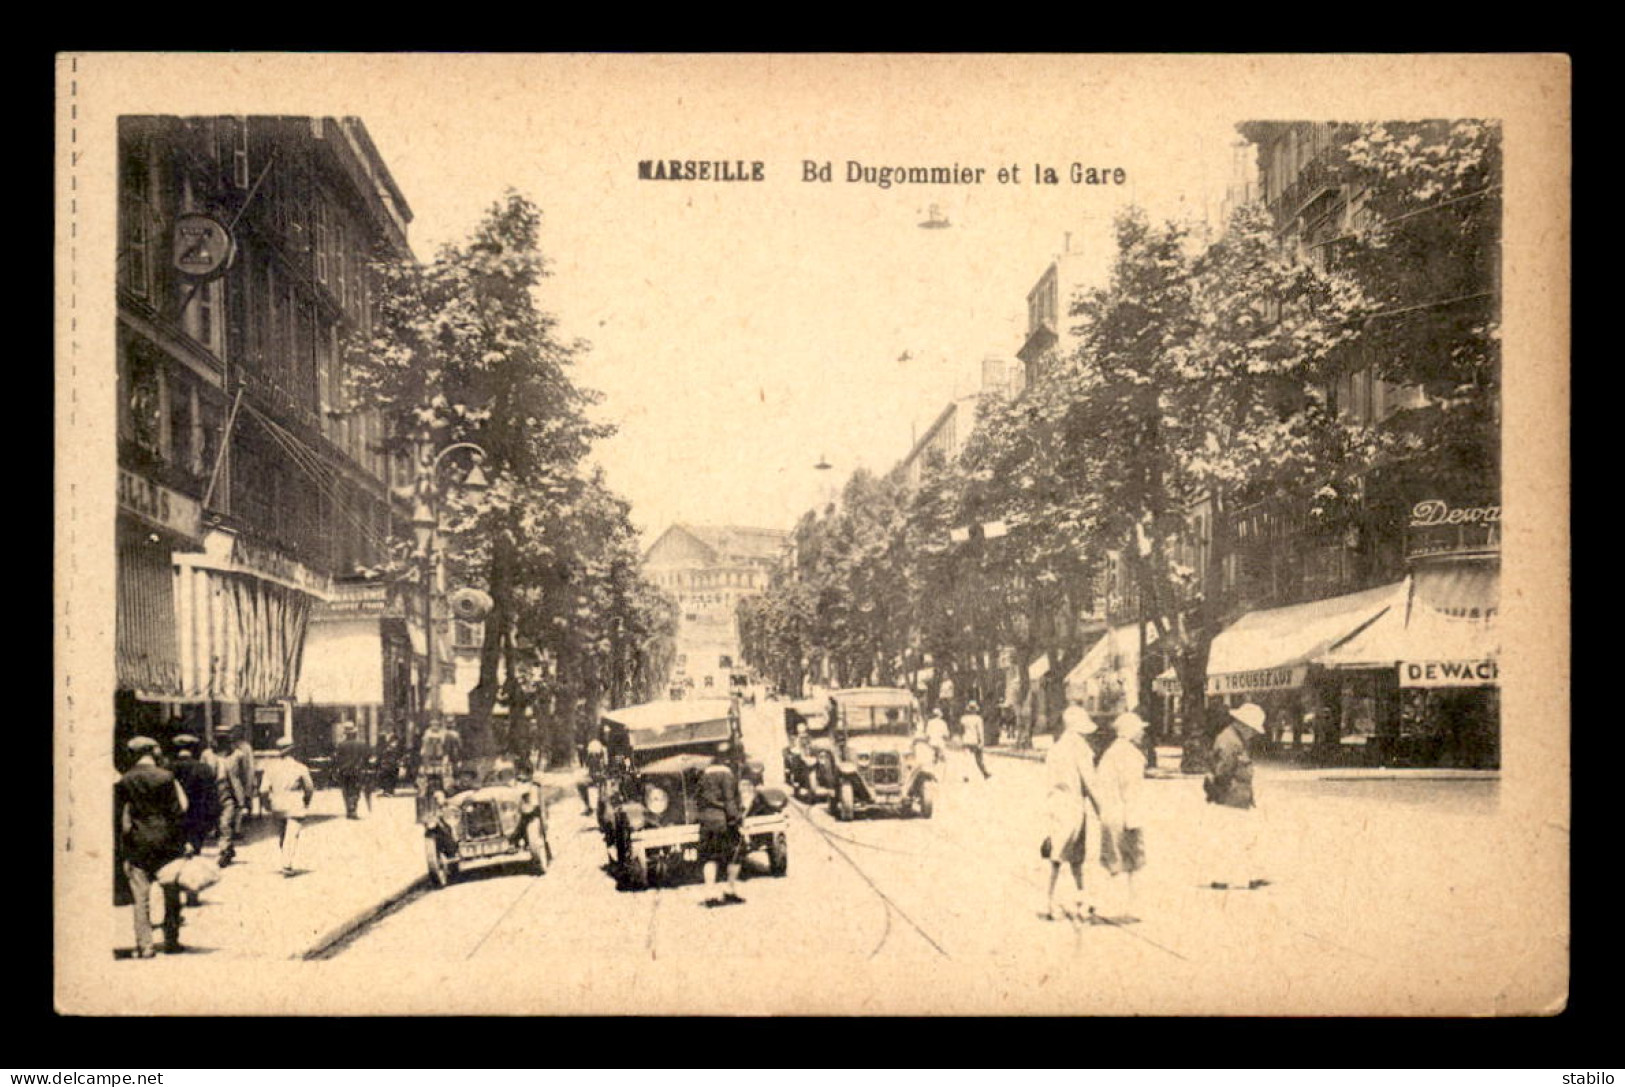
[698,741,745,907]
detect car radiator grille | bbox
[869,752,902,786]
[461,800,502,839]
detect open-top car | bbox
[602,698,790,889]
[825,687,939,820]
[422,757,551,888]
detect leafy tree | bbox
[346,191,669,764]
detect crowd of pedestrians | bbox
[1033,699,1270,925]
[113,719,422,960]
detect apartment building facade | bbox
[115,115,420,762]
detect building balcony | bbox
[1267,152,1343,233]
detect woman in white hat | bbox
[1202,702,1268,890]
[1097,712,1150,922]
[1039,704,1102,921]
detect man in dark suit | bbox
[334,720,372,819]
[115,736,188,957]
[170,735,220,905]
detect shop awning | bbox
[296,618,385,705]
[1320,566,1498,687]
[173,563,314,703]
[117,538,182,697]
[1065,622,1158,712]
[1206,580,1406,696]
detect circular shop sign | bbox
[172,213,236,281]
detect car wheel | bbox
[424,835,448,889]
[769,831,788,876]
[526,818,548,876]
[626,845,649,890]
[918,778,937,819]
[838,781,855,822]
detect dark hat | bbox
[126,736,160,755]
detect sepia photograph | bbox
[54,53,1570,1017]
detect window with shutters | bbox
[119,138,155,300]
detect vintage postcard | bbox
[55,53,1570,1016]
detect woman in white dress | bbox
[1040,705,1101,920]
[1097,712,1150,923]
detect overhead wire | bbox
[239,398,397,557]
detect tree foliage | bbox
[739,121,1499,747]
[345,191,675,763]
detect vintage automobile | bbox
[781,698,837,802]
[825,687,939,820]
[422,757,552,888]
[602,698,790,889]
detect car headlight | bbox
[857,752,871,762]
[645,785,669,815]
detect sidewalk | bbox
[986,743,1498,781]
[111,773,575,962]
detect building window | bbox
[119,140,155,300]
[126,350,164,459]
[198,394,224,496]
[167,372,197,477]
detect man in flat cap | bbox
[170,734,220,905]
[697,741,745,906]
[115,736,189,957]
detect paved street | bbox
[321,703,1536,1015]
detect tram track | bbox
[788,799,951,960]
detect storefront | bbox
[293,581,414,763]
[1319,562,1499,768]
[114,469,205,757]
[1065,622,1159,722]
[171,525,329,754]
[1205,580,1409,765]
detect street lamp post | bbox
[411,437,489,751]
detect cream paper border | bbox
[55,53,1570,1016]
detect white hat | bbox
[1062,705,1097,735]
[1230,703,1267,733]
[1112,712,1147,740]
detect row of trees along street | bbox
[738,122,1501,763]
[344,193,678,767]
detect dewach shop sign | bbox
[1401,659,1499,688]
[1406,499,1500,559]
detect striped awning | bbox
[116,538,181,696]
[173,564,314,703]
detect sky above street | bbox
[99,55,1261,541]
